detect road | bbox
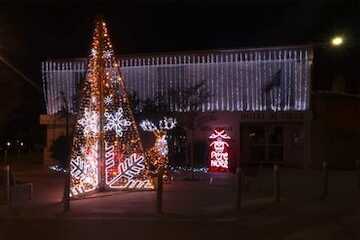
[1,162,360,239]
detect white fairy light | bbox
[104,108,132,137]
[140,119,158,132]
[159,117,177,130]
[78,108,99,136]
[155,134,168,156]
[91,48,97,57]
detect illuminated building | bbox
[40,46,315,171]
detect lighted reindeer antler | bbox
[140,119,158,132]
[159,117,177,130]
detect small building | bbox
[41,46,319,170]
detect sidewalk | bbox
[1,164,359,220]
[1,163,360,239]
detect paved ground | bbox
[1,161,360,239]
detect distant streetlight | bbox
[331,36,344,47]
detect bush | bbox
[49,136,69,168]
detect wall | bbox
[311,92,360,169]
[40,111,308,170]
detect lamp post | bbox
[304,35,346,169]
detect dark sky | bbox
[1,1,359,77]
[0,0,359,143]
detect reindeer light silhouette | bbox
[140,117,177,173]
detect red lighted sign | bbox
[208,129,231,172]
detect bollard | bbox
[321,161,328,200]
[273,164,280,202]
[357,160,360,191]
[156,168,164,214]
[236,167,243,210]
[5,165,10,204]
[4,149,8,163]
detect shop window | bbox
[245,124,284,164]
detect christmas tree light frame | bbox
[69,18,154,198]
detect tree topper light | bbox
[208,129,231,172]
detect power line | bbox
[0,55,41,93]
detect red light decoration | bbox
[208,129,231,172]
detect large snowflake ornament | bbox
[104,95,113,105]
[78,108,99,135]
[104,108,132,137]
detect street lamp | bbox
[331,36,344,47]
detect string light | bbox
[140,117,176,173]
[70,18,154,197]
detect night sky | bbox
[0,0,359,145]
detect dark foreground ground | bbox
[0,158,360,240]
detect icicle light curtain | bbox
[42,46,312,115]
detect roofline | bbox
[43,44,314,62]
[313,90,360,99]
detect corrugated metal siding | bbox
[42,47,312,115]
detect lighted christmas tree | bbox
[70,18,154,197]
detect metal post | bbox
[4,149,7,164]
[97,23,106,192]
[63,111,70,212]
[321,161,328,200]
[236,167,243,210]
[16,148,20,162]
[156,168,164,214]
[5,165,10,205]
[356,160,360,191]
[61,91,70,212]
[273,164,280,202]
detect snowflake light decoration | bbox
[103,49,113,59]
[104,95,113,105]
[159,117,177,130]
[91,96,97,104]
[104,108,132,137]
[78,108,99,135]
[91,48,97,57]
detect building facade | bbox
[40,46,313,170]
